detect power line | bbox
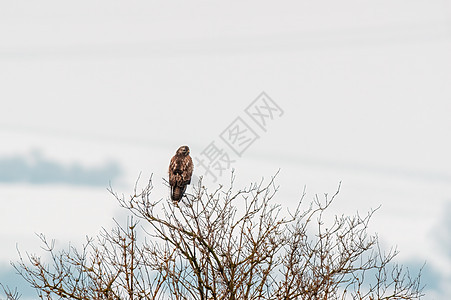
[0,22,449,61]
[1,122,449,185]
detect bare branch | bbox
[3,173,423,300]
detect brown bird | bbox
[168,145,194,202]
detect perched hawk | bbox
[168,145,193,202]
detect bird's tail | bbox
[171,184,187,202]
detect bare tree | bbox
[1,172,423,299]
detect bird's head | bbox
[176,145,190,156]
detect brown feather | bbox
[168,146,194,201]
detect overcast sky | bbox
[0,1,450,298]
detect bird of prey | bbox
[168,145,193,202]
